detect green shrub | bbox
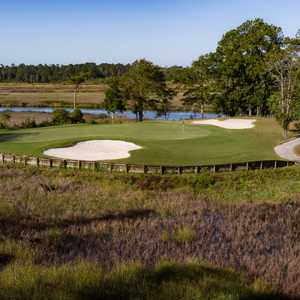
[70,108,85,124]
[52,109,71,125]
[20,118,37,128]
[173,227,196,243]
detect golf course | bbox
[0,118,284,165]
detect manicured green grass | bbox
[0,118,284,165]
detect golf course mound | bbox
[192,119,256,129]
[43,140,142,161]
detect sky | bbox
[0,0,299,67]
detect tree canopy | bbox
[105,59,168,122]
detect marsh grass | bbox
[0,260,275,300]
[1,166,300,298]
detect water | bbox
[0,107,220,121]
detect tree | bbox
[121,59,168,122]
[104,77,126,122]
[182,56,215,118]
[70,73,88,109]
[156,88,176,119]
[269,35,300,138]
[212,19,284,116]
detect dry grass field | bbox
[0,83,107,107]
[0,83,187,109]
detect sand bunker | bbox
[44,140,142,161]
[274,138,300,162]
[192,119,256,129]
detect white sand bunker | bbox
[44,140,142,161]
[192,119,256,129]
[274,138,300,162]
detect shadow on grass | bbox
[0,209,156,236]
[0,132,38,142]
[0,254,14,271]
[79,262,282,300]
[0,261,283,300]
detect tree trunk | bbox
[201,104,204,119]
[138,110,144,122]
[73,90,77,110]
[283,128,288,139]
[137,100,144,122]
[248,106,252,117]
[256,107,259,117]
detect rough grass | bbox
[1,166,300,298]
[0,118,284,165]
[0,258,273,300]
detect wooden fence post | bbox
[93,161,97,171]
[177,167,182,175]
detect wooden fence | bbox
[0,153,297,175]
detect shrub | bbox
[0,122,8,129]
[70,108,85,124]
[173,227,196,243]
[52,109,71,125]
[0,112,11,125]
[20,118,37,129]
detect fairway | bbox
[0,118,284,165]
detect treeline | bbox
[0,63,130,83]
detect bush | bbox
[20,118,37,128]
[70,108,85,124]
[52,109,71,125]
[0,122,8,129]
[173,227,196,243]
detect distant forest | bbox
[0,63,132,83]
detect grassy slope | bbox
[0,118,284,165]
[1,166,300,299]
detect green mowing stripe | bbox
[0,118,285,165]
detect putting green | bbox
[0,119,283,165]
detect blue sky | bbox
[0,0,299,66]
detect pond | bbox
[0,107,220,121]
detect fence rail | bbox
[0,153,297,175]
